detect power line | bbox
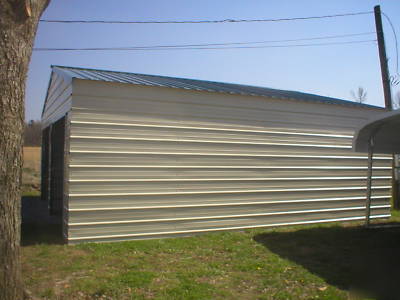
[33,40,376,52]
[382,11,399,75]
[33,32,375,51]
[39,11,373,24]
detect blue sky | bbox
[26,0,400,121]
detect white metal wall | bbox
[42,72,72,128]
[65,80,391,243]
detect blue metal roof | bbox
[52,65,382,109]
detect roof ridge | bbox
[52,65,279,90]
[51,65,383,109]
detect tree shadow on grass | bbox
[21,196,63,246]
[254,223,400,300]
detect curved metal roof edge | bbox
[51,65,384,110]
[353,109,400,153]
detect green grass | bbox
[22,190,41,197]
[22,166,40,195]
[21,213,400,299]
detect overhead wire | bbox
[39,11,373,24]
[33,40,376,52]
[36,10,394,75]
[33,32,376,51]
[381,11,399,75]
[36,11,378,53]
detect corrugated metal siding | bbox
[64,80,391,243]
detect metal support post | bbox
[365,136,375,227]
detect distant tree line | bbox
[24,120,42,146]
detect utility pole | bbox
[374,5,392,110]
[374,6,399,210]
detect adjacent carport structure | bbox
[353,109,400,226]
[42,65,393,243]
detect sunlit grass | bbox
[21,212,400,299]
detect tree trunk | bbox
[0,1,49,299]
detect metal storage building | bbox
[41,65,392,244]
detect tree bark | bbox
[0,1,50,299]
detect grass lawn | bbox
[22,147,41,195]
[21,212,400,300]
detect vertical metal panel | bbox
[40,127,50,203]
[63,113,71,241]
[49,117,65,215]
[65,81,391,243]
[42,72,73,237]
